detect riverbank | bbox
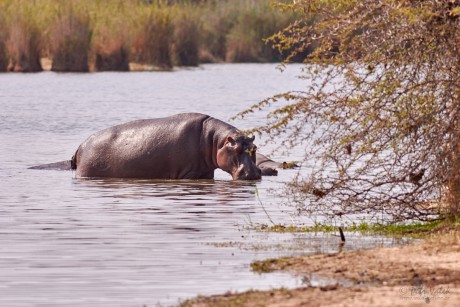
[179,224,460,306]
[39,57,175,72]
[0,0,297,72]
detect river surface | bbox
[0,64,409,306]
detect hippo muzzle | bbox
[233,162,262,180]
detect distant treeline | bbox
[0,0,297,72]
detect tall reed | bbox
[172,11,200,66]
[225,1,291,62]
[0,0,298,72]
[95,41,130,71]
[5,0,43,74]
[132,5,173,70]
[92,1,131,71]
[0,13,7,72]
[198,1,238,62]
[6,19,42,72]
[50,6,92,72]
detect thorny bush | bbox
[238,0,460,221]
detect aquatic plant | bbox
[132,5,173,70]
[0,0,297,71]
[225,0,293,62]
[0,12,7,72]
[171,11,200,66]
[92,1,131,71]
[50,6,92,72]
[3,1,42,72]
[198,1,238,62]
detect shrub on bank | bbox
[447,145,460,219]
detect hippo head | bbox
[216,134,262,180]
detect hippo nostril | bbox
[234,163,262,180]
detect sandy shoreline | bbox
[180,228,460,306]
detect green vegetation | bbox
[254,217,460,238]
[250,257,290,273]
[0,0,297,72]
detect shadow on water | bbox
[73,177,259,205]
[71,177,262,233]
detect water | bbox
[0,64,409,306]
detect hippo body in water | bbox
[70,113,261,180]
[255,153,299,176]
[256,153,281,176]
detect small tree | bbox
[239,0,460,221]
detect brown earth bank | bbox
[39,57,173,72]
[179,227,460,307]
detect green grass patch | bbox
[254,218,456,238]
[250,257,291,273]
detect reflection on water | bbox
[0,65,410,306]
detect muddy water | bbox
[0,64,409,306]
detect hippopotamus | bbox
[69,113,261,180]
[256,153,299,176]
[256,153,280,176]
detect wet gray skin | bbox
[71,113,262,180]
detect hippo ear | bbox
[226,136,243,152]
[249,135,255,142]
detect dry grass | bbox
[6,17,42,72]
[172,11,200,66]
[50,7,92,72]
[95,44,130,72]
[0,0,298,71]
[132,7,173,70]
[0,13,7,72]
[91,1,131,71]
[198,2,238,62]
[225,1,292,62]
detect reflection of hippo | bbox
[255,153,298,176]
[71,113,262,180]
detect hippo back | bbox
[74,113,223,179]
